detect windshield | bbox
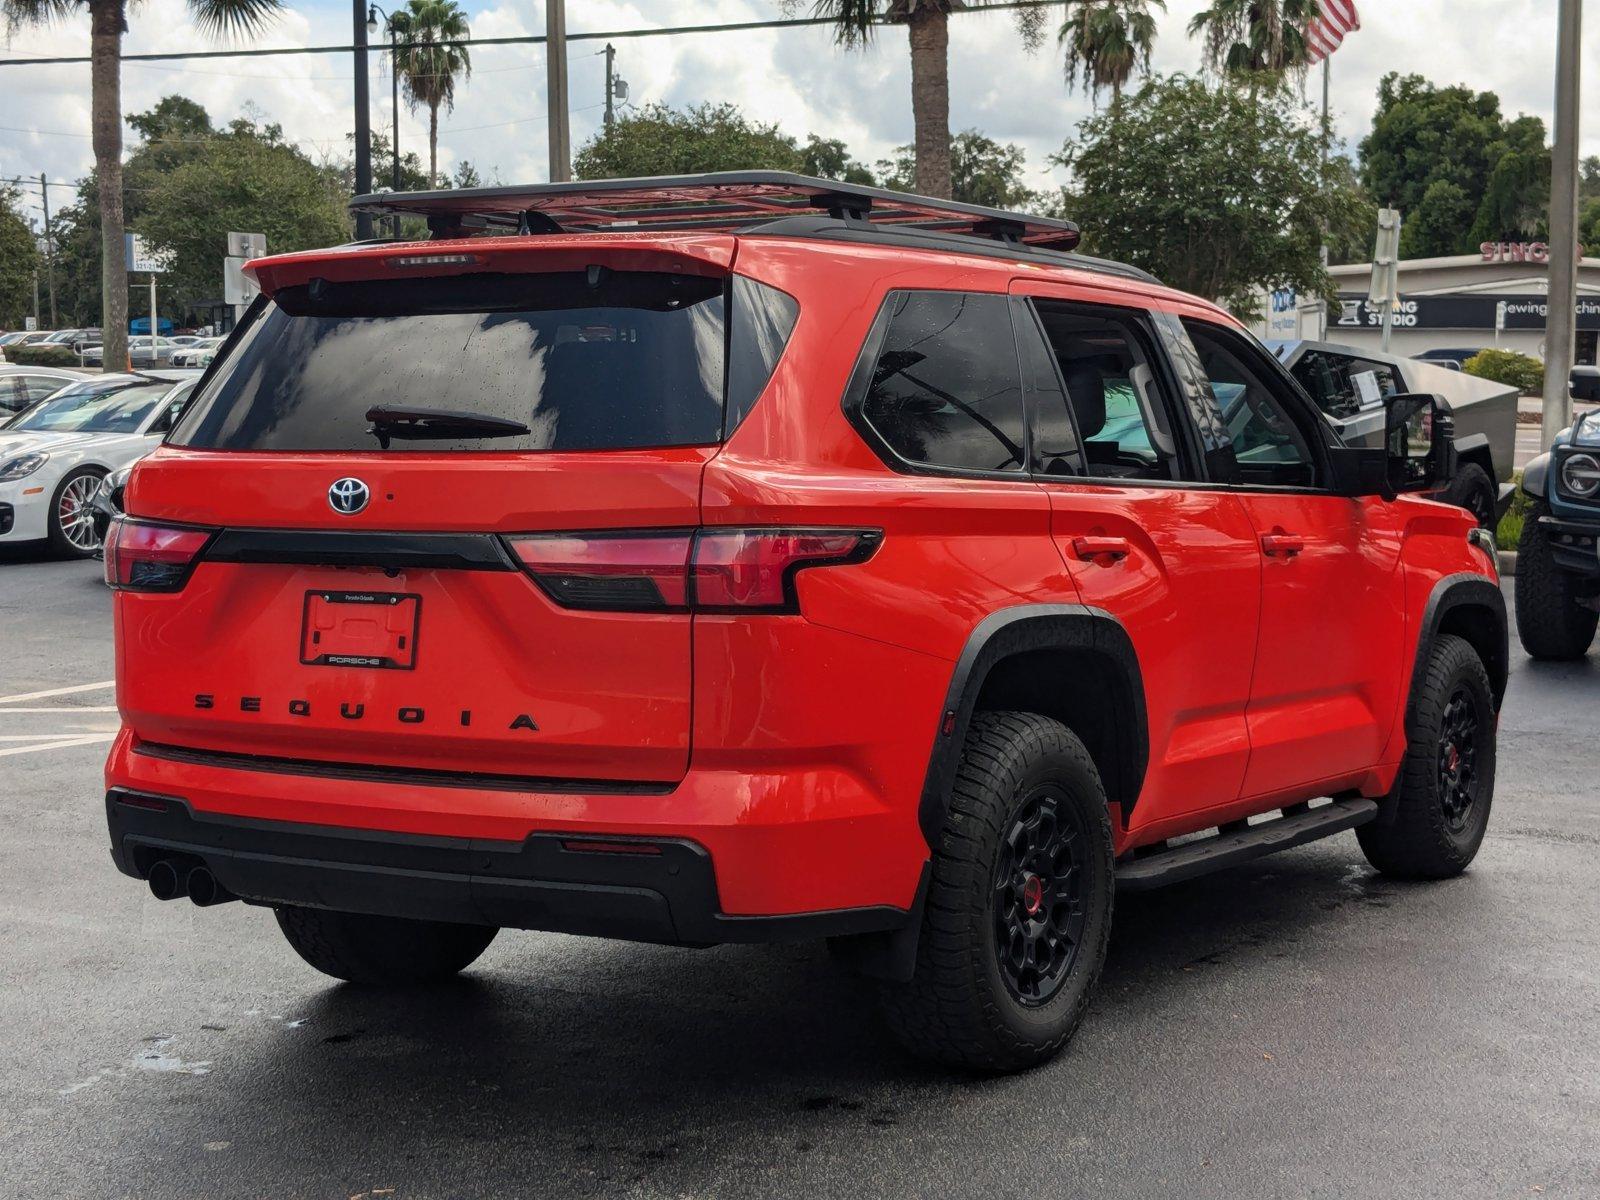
[9,378,174,433]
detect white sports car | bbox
[0,371,198,557]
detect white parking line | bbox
[0,706,119,714]
[0,680,115,705]
[0,734,116,757]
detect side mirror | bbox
[1570,365,1600,403]
[1385,392,1455,494]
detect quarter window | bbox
[856,291,1027,474]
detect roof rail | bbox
[348,170,1081,251]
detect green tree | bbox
[1057,74,1365,316]
[137,118,349,309]
[879,130,1036,208]
[797,1,1046,199]
[1360,73,1549,257]
[387,0,472,188]
[0,186,39,330]
[1189,0,1323,82]
[1059,0,1164,102]
[575,102,804,179]
[0,0,282,371]
[801,134,877,185]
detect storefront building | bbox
[1258,243,1600,365]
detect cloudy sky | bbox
[0,0,1593,230]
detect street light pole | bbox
[352,0,374,239]
[1543,0,1582,451]
[546,0,570,181]
[39,172,57,328]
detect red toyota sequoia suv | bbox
[104,174,1507,1071]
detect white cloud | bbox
[2,0,1596,236]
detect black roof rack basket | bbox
[348,170,1081,251]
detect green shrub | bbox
[7,344,79,368]
[1463,348,1545,395]
[1497,475,1531,551]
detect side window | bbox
[1030,299,1185,482]
[22,376,63,403]
[855,291,1027,474]
[1014,300,1082,477]
[1183,321,1317,488]
[1290,349,1401,419]
[724,275,800,436]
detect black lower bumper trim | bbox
[106,789,908,946]
[1536,515,1600,578]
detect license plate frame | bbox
[299,590,422,671]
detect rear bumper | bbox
[107,788,913,945]
[103,725,933,926]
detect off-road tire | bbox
[1441,463,1497,531]
[46,465,106,558]
[1515,500,1598,660]
[275,905,498,985]
[1357,634,1496,880]
[879,711,1115,1072]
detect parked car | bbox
[0,365,89,422]
[0,370,197,556]
[86,379,200,548]
[1412,347,1491,372]
[1273,339,1518,529]
[81,336,177,368]
[102,173,1504,1073]
[171,337,223,368]
[1514,370,1600,659]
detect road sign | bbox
[227,231,267,259]
[223,257,260,306]
[125,232,172,274]
[23,316,37,331]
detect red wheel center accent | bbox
[1445,744,1460,773]
[1022,874,1044,916]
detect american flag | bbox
[1305,0,1360,64]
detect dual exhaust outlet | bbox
[147,859,235,907]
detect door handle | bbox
[1071,535,1131,563]
[1261,532,1305,558]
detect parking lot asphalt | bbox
[2,549,1597,1200]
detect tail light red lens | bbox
[104,516,215,592]
[506,527,878,613]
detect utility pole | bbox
[546,0,571,182]
[1318,57,1331,340]
[604,42,616,128]
[39,173,57,328]
[352,0,375,239]
[1542,0,1583,451]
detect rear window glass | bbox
[173,271,735,453]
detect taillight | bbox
[505,527,879,613]
[104,516,215,591]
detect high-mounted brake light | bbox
[505,528,879,614]
[103,516,216,592]
[386,253,482,269]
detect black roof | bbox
[349,170,1081,250]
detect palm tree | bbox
[2,0,281,372]
[387,0,471,189]
[1189,0,1324,81]
[1059,0,1164,103]
[803,1,1046,200]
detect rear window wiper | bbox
[365,405,531,449]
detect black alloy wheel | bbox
[1436,685,1482,830]
[993,787,1090,1006]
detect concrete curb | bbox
[1498,551,1518,576]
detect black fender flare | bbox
[1521,452,1551,501]
[1410,573,1509,719]
[916,604,1149,849]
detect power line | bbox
[0,4,1065,69]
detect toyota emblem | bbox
[328,477,370,515]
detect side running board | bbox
[1115,798,1379,892]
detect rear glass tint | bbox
[173,271,733,453]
